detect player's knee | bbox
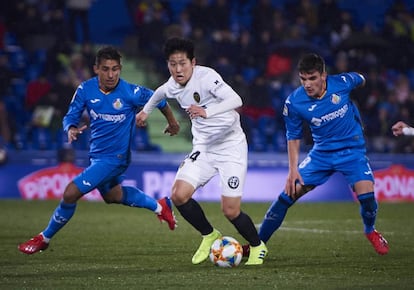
[171,181,193,206]
[221,204,240,220]
[102,187,123,204]
[63,182,82,203]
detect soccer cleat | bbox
[157,197,177,230]
[245,241,268,265]
[242,244,250,257]
[192,229,221,264]
[18,234,49,255]
[365,230,389,255]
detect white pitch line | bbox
[254,223,393,235]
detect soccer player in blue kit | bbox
[245,53,389,256]
[18,46,180,255]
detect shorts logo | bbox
[227,176,239,189]
[193,92,200,103]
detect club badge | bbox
[193,92,200,103]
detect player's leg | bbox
[96,163,176,230]
[109,185,177,230]
[171,150,219,264]
[258,151,328,249]
[258,190,296,243]
[172,179,220,264]
[18,181,82,254]
[341,151,388,255]
[221,195,267,265]
[355,182,389,255]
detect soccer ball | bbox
[209,236,243,267]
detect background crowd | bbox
[1,0,414,154]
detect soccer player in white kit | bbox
[136,37,267,265]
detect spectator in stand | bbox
[0,53,19,146]
[65,0,93,44]
[25,74,52,113]
[67,52,92,88]
[186,0,212,32]
[317,0,341,41]
[251,0,275,36]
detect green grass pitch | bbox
[1,200,413,290]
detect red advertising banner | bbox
[17,162,102,201]
[374,164,414,202]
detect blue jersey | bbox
[283,72,365,151]
[63,77,167,162]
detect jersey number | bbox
[189,151,200,162]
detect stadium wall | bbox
[1,151,413,203]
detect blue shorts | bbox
[298,147,374,189]
[73,158,128,196]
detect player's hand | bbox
[285,169,303,199]
[392,121,408,136]
[186,104,206,119]
[136,111,148,127]
[164,121,180,136]
[68,125,87,143]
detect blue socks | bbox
[121,186,157,211]
[42,201,76,239]
[259,192,295,243]
[357,192,377,234]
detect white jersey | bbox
[143,66,246,150]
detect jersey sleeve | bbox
[283,95,303,140]
[204,70,242,117]
[133,84,167,110]
[142,83,168,114]
[342,72,365,90]
[62,86,86,132]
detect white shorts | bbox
[175,139,247,197]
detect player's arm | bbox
[136,85,167,127]
[285,139,303,198]
[392,121,414,136]
[62,87,87,143]
[187,86,242,119]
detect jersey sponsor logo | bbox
[90,109,126,123]
[193,92,200,103]
[330,94,341,104]
[321,104,348,122]
[90,98,101,103]
[310,117,322,126]
[227,176,240,189]
[308,104,317,111]
[134,86,140,94]
[113,98,123,110]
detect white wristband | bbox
[402,127,414,136]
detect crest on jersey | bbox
[331,94,341,104]
[227,176,240,189]
[193,92,200,103]
[113,98,123,110]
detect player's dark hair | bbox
[163,37,195,60]
[95,46,122,66]
[298,53,325,74]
